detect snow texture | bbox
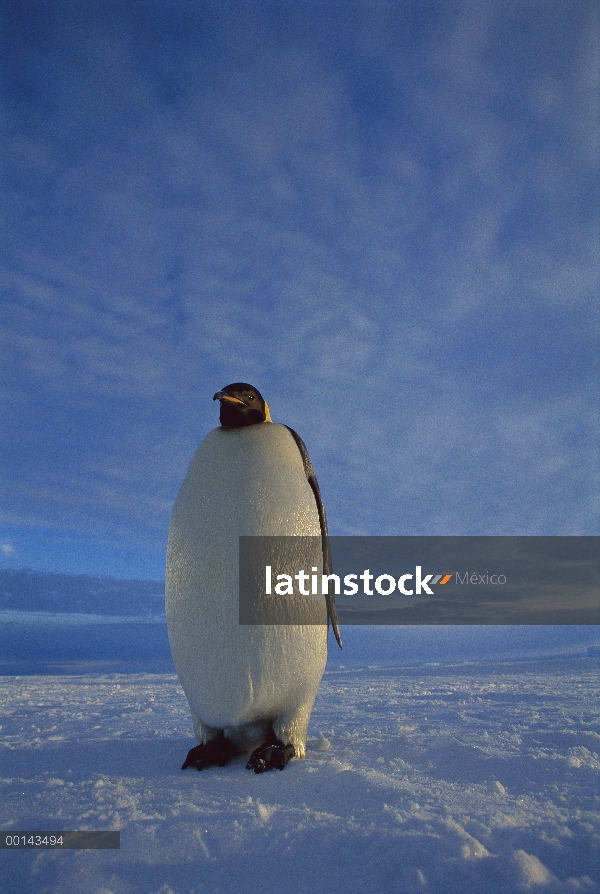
[1,658,599,893]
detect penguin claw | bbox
[181,744,207,771]
[246,740,295,773]
[182,732,238,771]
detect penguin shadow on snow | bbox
[6,736,189,782]
[166,384,342,776]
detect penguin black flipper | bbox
[284,426,342,649]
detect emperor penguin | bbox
[166,383,341,773]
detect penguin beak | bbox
[213,392,245,405]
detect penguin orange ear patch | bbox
[264,402,272,422]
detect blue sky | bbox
[1,0,598,579]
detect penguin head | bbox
[213,383,272,428]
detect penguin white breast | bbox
[165,423,327,732]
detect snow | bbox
[1,654,599,893]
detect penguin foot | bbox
[182,731,238,771]
[246,729,296,773]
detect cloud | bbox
[1,0,597,573]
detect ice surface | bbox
[1,658,598,893]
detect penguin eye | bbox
[247,395,254,401]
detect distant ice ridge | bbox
[0,569,165,616]
[0,610,166,625]
[1,569,598,673]
[326,625,600,667]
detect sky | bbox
[1,0,598,580]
